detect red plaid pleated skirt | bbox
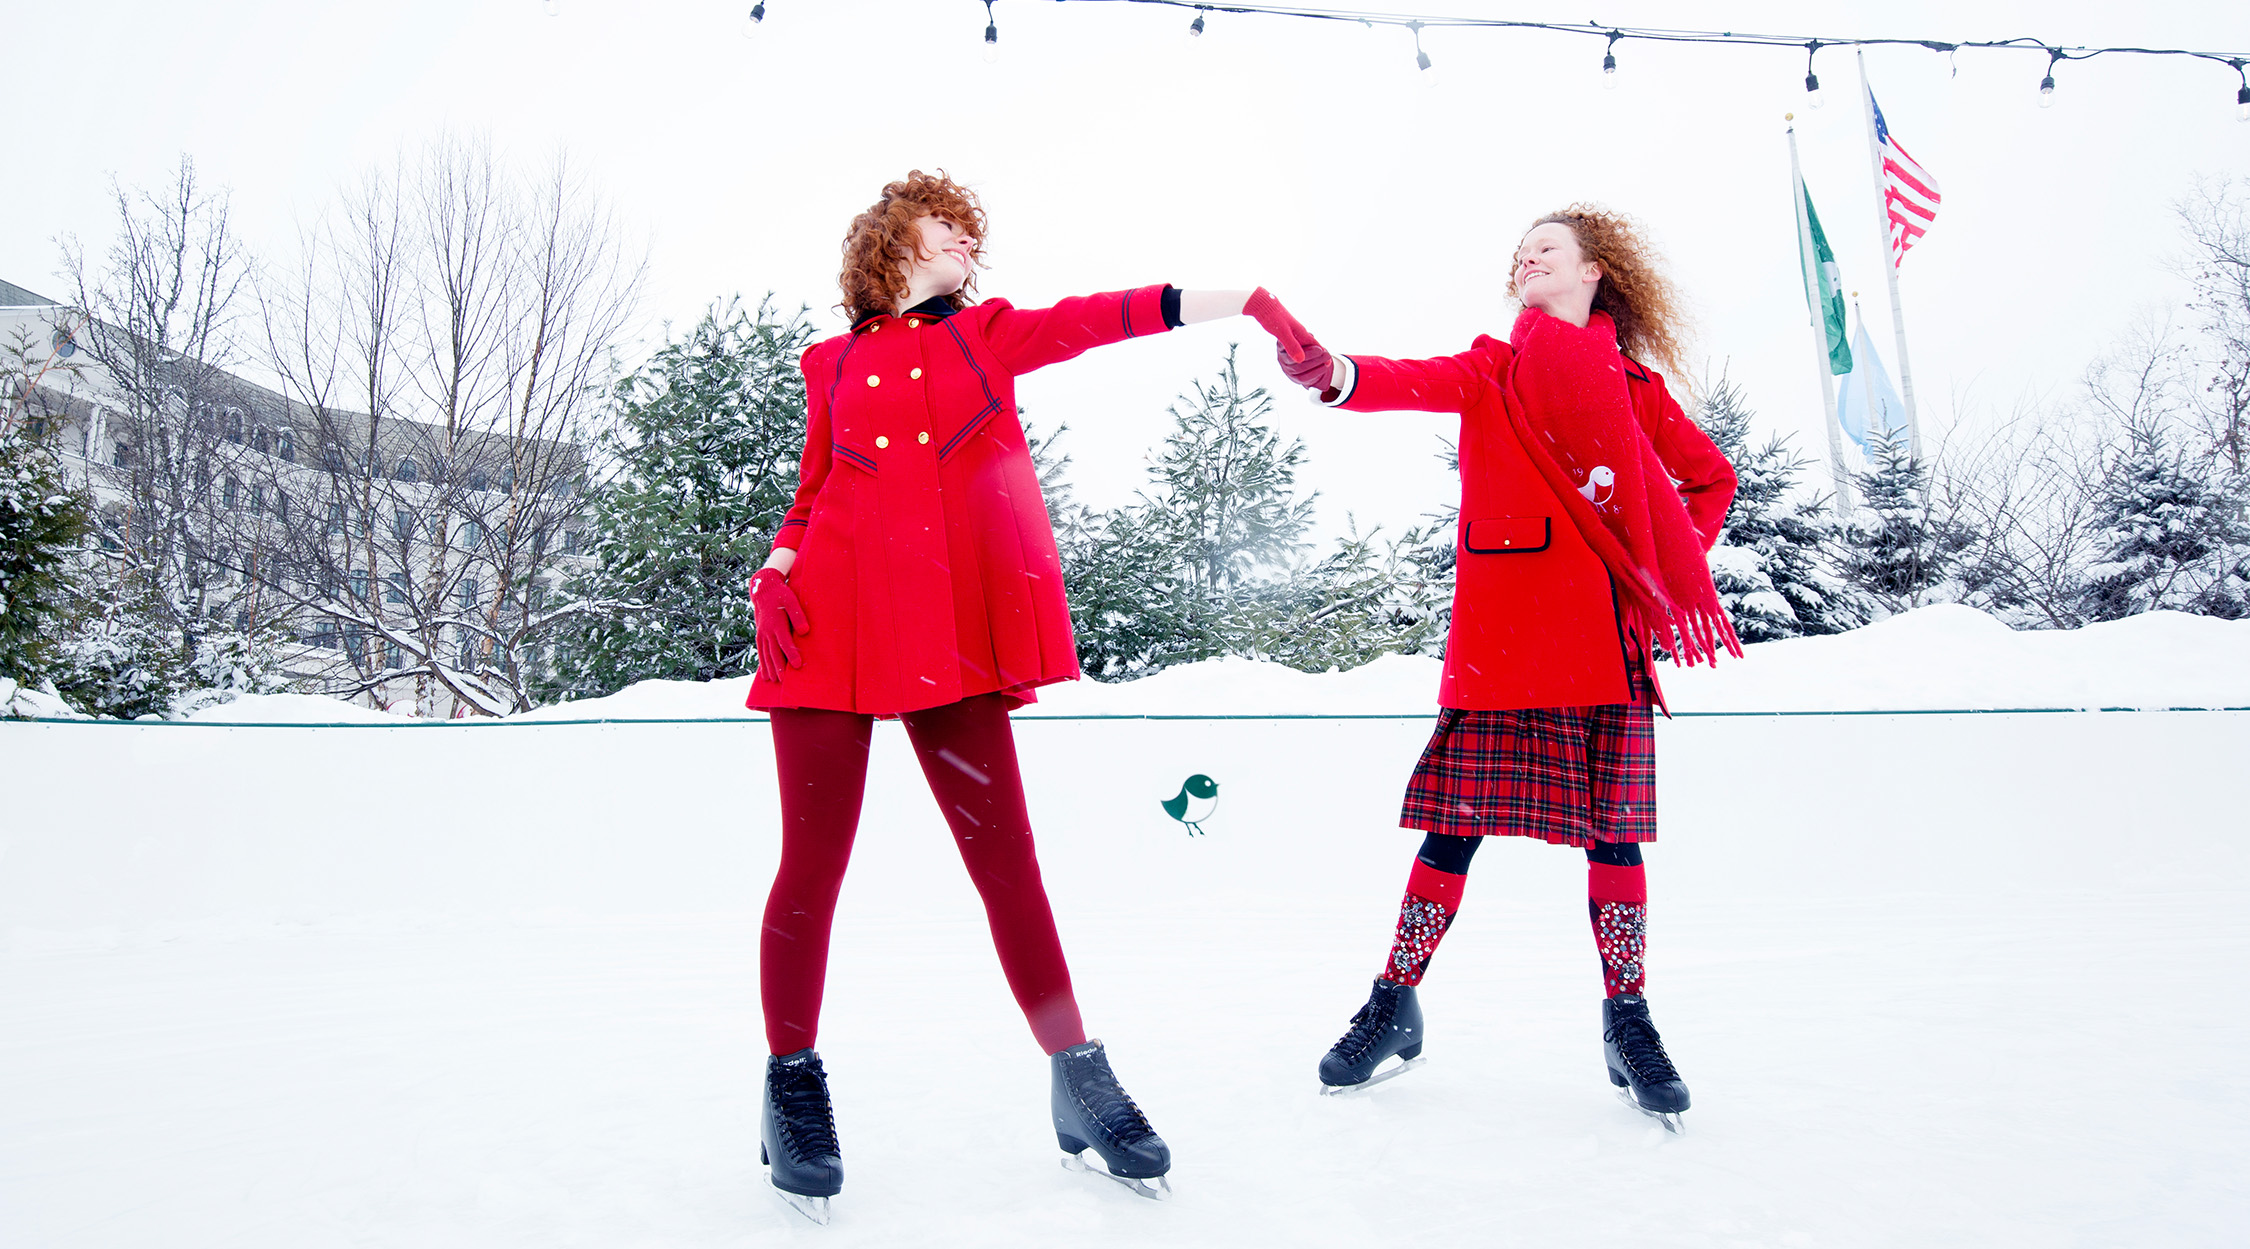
[1399,664,1656,846]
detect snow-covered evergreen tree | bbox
[0,422,88,695]
[2079,414,2249,620]
[1834,430,1974,616]
[1057,347,1447,677]
[1694,376,1863,639]
[543,298,815,700]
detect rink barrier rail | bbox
[7,706,2249,728]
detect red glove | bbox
[1243,287,1333,389]
[750,567,808,672]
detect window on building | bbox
[385,642,404,671]
[344,628,367,664]
[27,416,46,439]
[327,501,345,535]
[396,457,418,483]
[322,442,344,471]
[251,484,265,515]
[386,572,409,604]
[278,429,295,462]
[276,490,289,523]
[235,608,253,634]
[459,519,484,547]
[52,325,76,359]
[563,529,580,556]
[393,509,413,543]
[468,469,489,492]
[112,440,130,467]
[350,571,370,603]
[222,410,243,443]
[458,578,479,613]
[222,476,239,509]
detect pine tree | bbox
[1694,376,1863,639]
[544,297,816,700]
[2080,414,2250,620]
[1834,430,1974,615]
[0,422,89,695]
[1089,346,1316,672]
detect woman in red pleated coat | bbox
[1270,206,1739,1130]
[742,169,1310,1211]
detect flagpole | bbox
[1857,49,1923,460]
[1789,122,1852,515]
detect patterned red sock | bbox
[1588,861,1648,997]
[1382,859,1468,987]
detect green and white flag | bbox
[1795,178,1852,376]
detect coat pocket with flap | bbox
[1462,516,1551,554]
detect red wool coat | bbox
[748,285,1173,716]
[1335,336,1735,711]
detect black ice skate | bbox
[1603,994,1690,1133]
[1319,978,1426,1094]
[761,1048,843,1224]
[1051,1039,1172,1199]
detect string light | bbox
[1188,7,1205,38]
[983,0,999,64]
[1409,21,1438,88]
[1039,2,2250,120]
[1804,41,1824,109]
[2235,60,2248,122]
[742,2,765,39]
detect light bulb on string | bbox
[2236,62,2249,121]
[1803,42,1824,109]
[742,2,765,39]
[1188,8,1205,39]
[1409,22,1438,89]
[982,1,998,64]
[2038,48,2061,109]
[1602,32,1621,89]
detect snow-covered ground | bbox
[5,607,2248,1246]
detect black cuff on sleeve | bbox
[1160,285,1184,330]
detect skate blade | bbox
[1060,1148,1173,1200]
[767,1173,835,1225]
[1614,1087,1686,1135]
[1319,1054,1427,1097]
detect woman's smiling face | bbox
[1512,221,1602,313]
[901,213,977,300]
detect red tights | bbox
[760,693,1086,1056]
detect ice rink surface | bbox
[6,697,2248,1247]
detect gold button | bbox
[907,319,920,328]
[917,431,929,445]
[866,374,880,387]
[875,436,889,449]
[910,367,922,380]
[868,322,879,331]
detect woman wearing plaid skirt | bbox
[1262,207,1740,1126]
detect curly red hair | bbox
[1508,205,1690,381]
[838,170,989,318]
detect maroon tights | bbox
[761,693,1086,1056]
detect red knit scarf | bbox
[1501,307,1742,669]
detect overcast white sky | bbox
[10,1,2246,538]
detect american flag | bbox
[1871,89,1940,267]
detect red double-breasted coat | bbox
[748,285,1174,716]
[1331,337,1735,711]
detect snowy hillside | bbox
[4,604,2248,1247]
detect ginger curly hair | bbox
[1508,205,1689,380]
[838,170,989,319]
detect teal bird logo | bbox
[1161,774,1220,836]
